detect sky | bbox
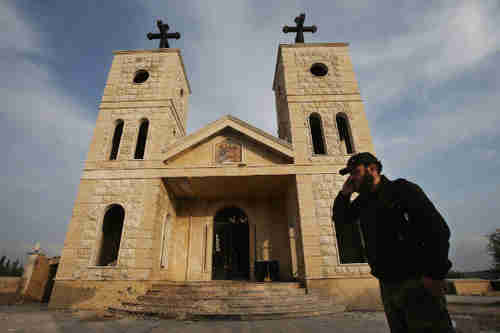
[1,0,499,272]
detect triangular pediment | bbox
[162,115,294,166]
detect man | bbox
[332,152,455,333]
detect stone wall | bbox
[50,280,151,310]
[22,254,50,301]
[150,179,177,281]
[306,277,383,311]
[86,49,190,169]
[273,43,376,165]
[285,178,304,279]
[166,129,292,167]
[155,196,294,282]
[90,106,179,165]
[449,279,492,296]
[271,43,377,280]
[304,102,348,158]
[277,44,359,96]
[274,70,292,143]
[101,49,189,125]
[55,178,161,282]
[286,99,374,165]
[0,277,21,305]
[0,277,21,293]
[311,173,371,279]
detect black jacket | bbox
[332,175,452,282]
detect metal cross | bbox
[282,13,317,43]
[147,19,181,48]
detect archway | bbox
[212,206,249,280]
[97,204,125,266]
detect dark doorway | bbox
[41,263,58,303]
[97,204,125,266]
[212,207,249,280]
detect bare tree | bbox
[487,229,500,272]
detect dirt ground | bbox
[0,303,498,333]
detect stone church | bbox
[50,16,383,316]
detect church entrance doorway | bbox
[212,206,249,280]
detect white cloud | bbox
[143,0,303,135]
[451,235,492,272]
[377,92,500,169]
[0,1,94,260]
[472,147,498,161]
[355,0,500,107]
[0,1,44,55]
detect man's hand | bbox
[341,176,356,196]
[421,276,446,297]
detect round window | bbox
[133,70,149,84]
[310,63,328,77]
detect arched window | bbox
[109,120,124,160]
[336,114,354,154]
[333,217,367,264]
[97,204,125,266]
[134,119,149,159]
[309,113,326,155]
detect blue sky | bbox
[1,0,499,271]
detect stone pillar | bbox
[295,175,322,280]
[20,243,50,301]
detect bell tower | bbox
[85,20,190,167]
[273,14,375,164]
[52,19,192,299]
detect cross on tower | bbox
[282,13,317,43]
[147,19,181,48]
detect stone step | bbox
[122,303,339,312]
[152,281,303,286]
[109,281,345,321]
[109,303,346,320]
[136,294,326,306]
[150,282,303,290]
[228,296,338,307]
[146,288,308,297]
[189,306,346,320]
[120,296,340,312]
[147,288,305,295]
[141,292,324,300]
[147,288,306,297]
[217,302,340,311]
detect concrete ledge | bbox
[0,277,22,305]
[447,279,492,296]
[0,277,22,292]
[305,277,383,311]
[49,280,153,310]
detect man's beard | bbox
[358,172,375,194]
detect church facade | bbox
[50,36,383,310]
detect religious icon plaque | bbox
[215,140,242,163]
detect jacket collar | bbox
[376,174,391,191]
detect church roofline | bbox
[162,115,294,164]
[279,42,349,48]
[224,115,293,149]
[112,48,192,94]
